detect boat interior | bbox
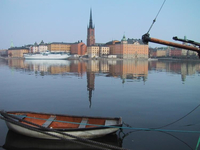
[8,112,120,129]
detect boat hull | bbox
[24,54,70,60]
[6,120,119,140]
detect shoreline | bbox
[1,56,200,62]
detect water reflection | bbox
[3,59,200,108]
[3,130,122,150]
[5,59,200,81]
[1,58,200,150]
[149,60,200,82]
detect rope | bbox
[196,136,200,150]
[122,122,200,134]
[152,103,200,129]
[147,0,166,34]
[0,111,129,150]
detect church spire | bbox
[89,8,94,29]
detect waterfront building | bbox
[87,9,95,46]
[30,41,47,53]
[71,41,87,56]
[87,46,99,58]
[157,49,167,57]
[32,42,39,53]
[99,46,110,57]
[0,49,8,57]
[47,42,71,53]
[8,47,29,58]
[38,40,48,52]
[106,35,148,59]
[170,48,182,57]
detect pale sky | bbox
[0,0,199,49]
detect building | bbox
[0,49,8,57]
[38,40,48,52]
[87,9,95,46]
[8,47,29,58]
[106,35,148,59]
[71,41,87,56]
[157,49,167,57]
[171,48,182,57]
[31,42,39,53]
[30,41,48,53]
[47,42,71,53]
[87,46,99,58]
[99,46,110,57]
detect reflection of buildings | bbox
[8,59,28,69]
[6,59,200,107]
[70,60,87,77]
[148,61,200,82]
[108,60,148,83]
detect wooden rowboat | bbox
[0,111,122,140]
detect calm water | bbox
[0,58,200,150]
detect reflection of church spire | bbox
[87,72,95,108]
[88,88,92,108]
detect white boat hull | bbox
[24,54,70,60]
[6,121,119,140]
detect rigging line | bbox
[147,0,166,34]
[195,136,200,150]
[159,131,193,150]
[119,129,193,150]
[152,103,200,129]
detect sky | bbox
[0,0,200,49]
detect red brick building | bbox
[170,48,182,57]
[71,42,87,56]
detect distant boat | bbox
[24,50,70,60]
[0,111,122,140]
[24,59,71,66]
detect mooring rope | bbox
[195,136,200,150]
[0,111,129,150]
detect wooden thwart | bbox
[105,120,118,126]
[42,115,56,128]
[78,118,88,128]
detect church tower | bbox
[87,9,95,46]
